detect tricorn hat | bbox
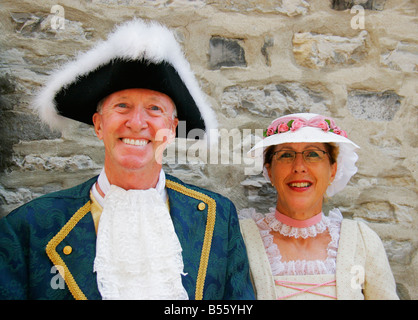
[33,19,217,138]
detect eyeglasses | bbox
[273,149,329,163]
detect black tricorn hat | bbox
[33,19,218,139]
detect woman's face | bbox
[266,142,337,218]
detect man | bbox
[0,19,254,300]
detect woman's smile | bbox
[287,180,313,191]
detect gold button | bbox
[63,246,72,255]
[198,202,206,211]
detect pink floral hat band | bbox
[264,115,348,138]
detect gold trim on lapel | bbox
[45,201,91,300]
[166,179,216,300]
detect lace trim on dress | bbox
[239,208,343,276]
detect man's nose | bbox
[126,107,148,131]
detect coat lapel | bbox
[166,177,216,300]
[45,200,100,300]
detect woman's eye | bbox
[279,152,294,159]
[306,150,320,158]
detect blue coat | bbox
[0,174,255,300]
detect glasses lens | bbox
[303,150,325,162]
[275,151,295,163]
[274,149,327,163]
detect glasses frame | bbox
[273,149,329,164]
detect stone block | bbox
[209,0,310,16]
[261,36,274,66]
[10,11,93,40]
[381,42,418,73]
[383,240,415,265]
[331,0,386,11]
[354,201,396,223]
[293,31,368,69]
[347,90,402,121]
[0,110,61,170]
[209,37,246,69]
[11,154,101,172]
[220,83,328,118]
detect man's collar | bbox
[91,168,167,207]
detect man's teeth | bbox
[289,182,311,188]
[122,138,148,146]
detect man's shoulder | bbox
[165,174,233,205]
[4,176,97,222]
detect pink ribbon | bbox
[265,115,347,138]
[275,279,337,300]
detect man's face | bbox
[92,88,178,175]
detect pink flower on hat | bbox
[290,120,304,131]
[278,123,289,132]
[333,128,347,137]
[317,120,330,132]
[266,127,276,136]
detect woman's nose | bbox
[292,153,307,173]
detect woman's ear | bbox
[330,162,337,184]
[265,163,274,186]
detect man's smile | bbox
[121,138,149,146]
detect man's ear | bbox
[170,118,179,141]
[92,112,103,140]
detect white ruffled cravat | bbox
[92,169,188,300]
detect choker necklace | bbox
[268,210,327,239]
[275,210,323,228]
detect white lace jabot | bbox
[239,208,343,276]
[92,169,188,300]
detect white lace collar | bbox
[91,168,188,300]
[240,208,343,276]
[91,168,168,208]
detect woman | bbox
[240,113,398,300]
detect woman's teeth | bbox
[289,182,311,188]
[122,138,148,146]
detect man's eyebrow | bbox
[113,96,131,102]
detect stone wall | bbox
[0,0,417,299]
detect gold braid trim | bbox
[45,201,91,300]
[166,179,216,301]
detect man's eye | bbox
[116,103,128,108]
[150,105,162,112]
